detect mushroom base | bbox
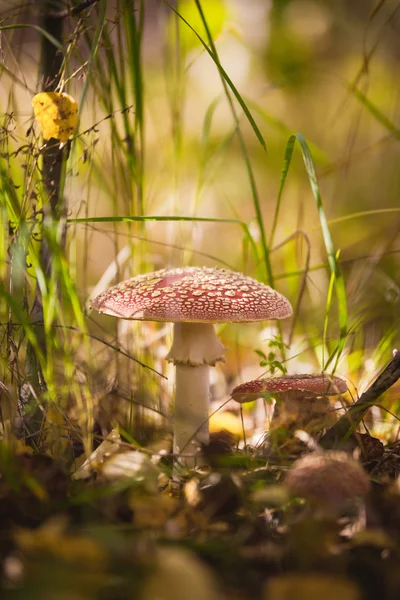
[268,393,336,453]
[273,393,333,426]
[173,364,210,467]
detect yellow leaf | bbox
[14,439,34,456]
[32,92,78,142]
[209,411,242,437]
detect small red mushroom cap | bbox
[231,374,348,403]
[90,267,292,324]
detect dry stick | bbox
[29,2,66,349]
[320,350,400,448]
[38,0,67,271]
[46,0,100,18]
[24,2,66,418]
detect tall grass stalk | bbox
[270,134,349,371]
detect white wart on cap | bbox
[91,267,292,470]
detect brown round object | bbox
[232,373,347,404]
[90,267,292,323]
[265,573,361,600]
[285,451,370,510]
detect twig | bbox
[320,349,400,448]
[45,0,100,18]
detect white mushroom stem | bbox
[174,364,210,456]
[167,322,226,467]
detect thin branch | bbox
[320,349,400,448]
[46,0,100,18]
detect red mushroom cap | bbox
[232,374,348,403]
[90,267,292,324]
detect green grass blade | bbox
[164,0,267,153]
[78,0,107,112]
[191,0,275,290]
[296,134,348,368]
[273,134,348,366]
[350,86,400,138]
[270,135,296,247]
[0,284,46,367]
[0,24,64,52]
[67,214,260,267]
[326,207,400,226]
[246,98,330,166]
[322,255,337,367]
[0,167,21,222]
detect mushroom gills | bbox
[166,322,226,367]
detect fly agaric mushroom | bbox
[285,450,370,515]
[231,374,347,445]
[90,267,292,467]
